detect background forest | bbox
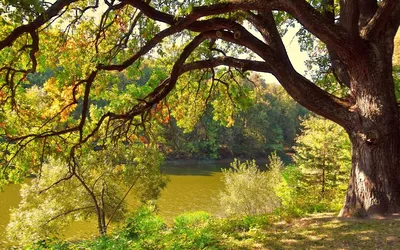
[162,76,307,161]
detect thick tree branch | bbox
[279,0,360,59]
[362,0,399,38]
[78,71,97,141]
[358,0,378,27]
[320,0,352,88]
[28,31,39,73]
[246,11,290,65]
[339,0,361,39]
[0,0,78,51]
[124,0,267,24]
[180,57,273,74]
[389,2,400,36]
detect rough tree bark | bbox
[339,38,400,216]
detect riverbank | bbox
[164,150,294,165]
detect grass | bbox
[23,211,400,250]
[219,213,400,249]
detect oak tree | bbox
[0,0,399,216]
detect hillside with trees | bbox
[162,80,307,160]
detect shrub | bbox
[219,153,283,216]
[26,237,70,250]
[169,212,217,249]
[122,206,166,239]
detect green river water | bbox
[0,161,230,246]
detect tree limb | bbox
[246,11,290,65]
[0,0,79,51]
[180,57,272,74]
[339,0,361,40]
[358,0,378,27]
[362,0,400,38]
[279,0,360,59]
[44,205,95,225]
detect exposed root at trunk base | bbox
[339,203,400,218]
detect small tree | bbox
[219,153,283,216]
[6,143,168,244]
[293,116,351,210]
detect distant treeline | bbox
[161,83,308,161]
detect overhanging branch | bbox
[125,0,357,60]
[180,57,272,74]
[0,0,78,51]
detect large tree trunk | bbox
[340,126,400,216]
[339,41,400,216]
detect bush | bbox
[219,153,283,216]
[276,164,309,218]
[119,206,166,249]
[122,206,166,239]
[169,212,217,249]
[81,208,219,250]
[25,237,70,250]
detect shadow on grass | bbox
[226,214,400,249]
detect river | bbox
[0,160,232,246]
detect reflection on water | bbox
[158,161,226,220]
[0,161,230,246]
[0,183,21,246]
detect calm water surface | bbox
[0,161,229,245]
